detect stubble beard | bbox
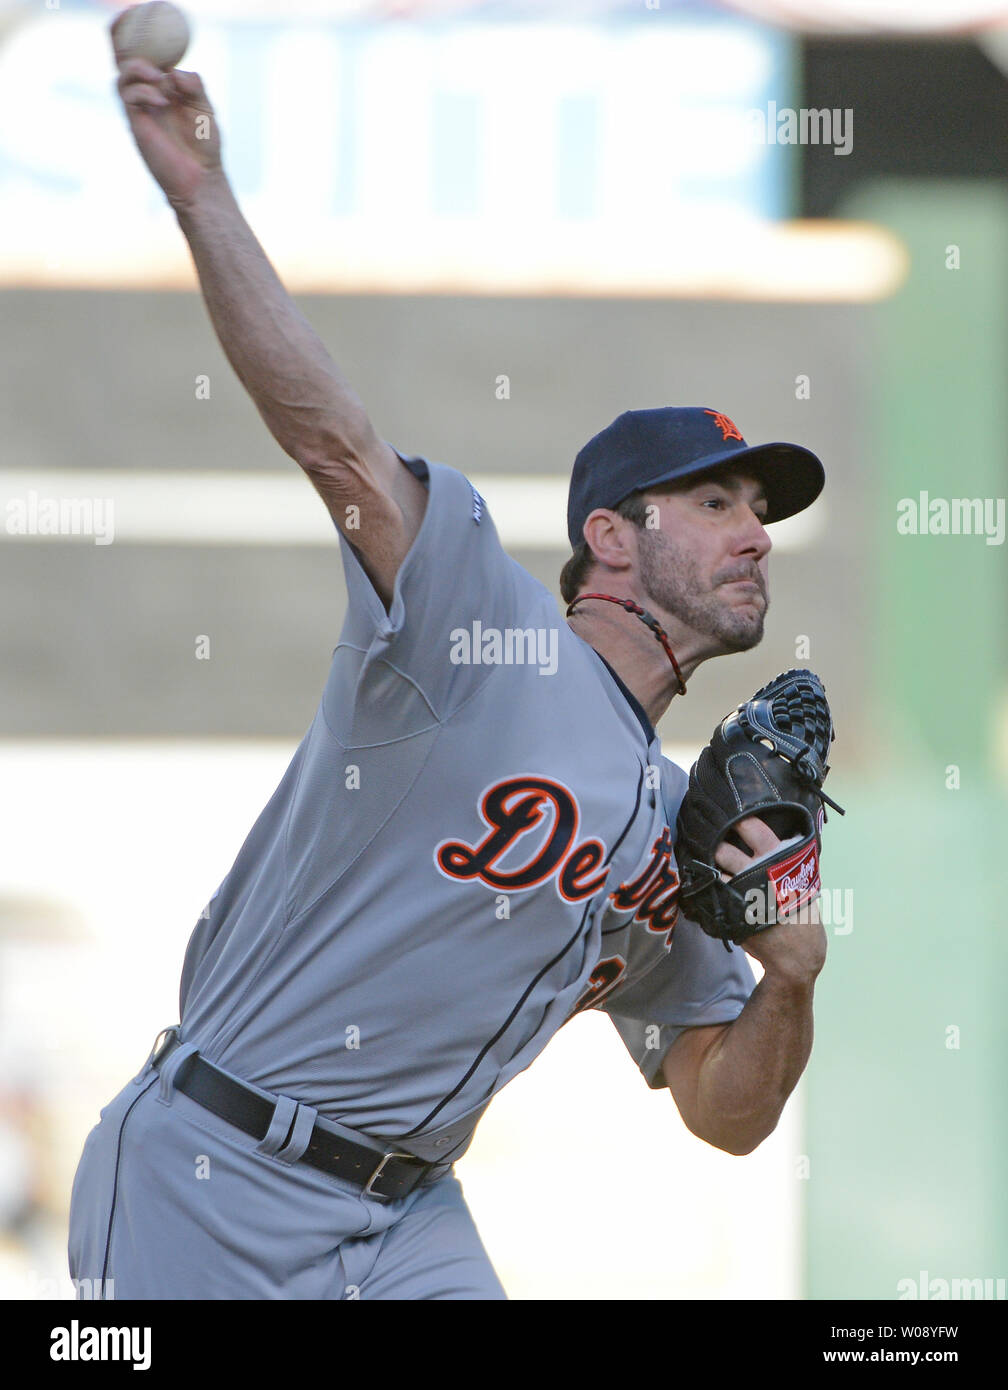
[636,528,768,653]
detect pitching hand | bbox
[113,55,223,212]
[714,816,827,982]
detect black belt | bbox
[153,1034,434,1202]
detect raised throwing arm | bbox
[112,53,426,605]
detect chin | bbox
[717,619,765,653]
[717,594,767,650]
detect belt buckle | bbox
[363,1151,416,1200]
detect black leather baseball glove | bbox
[675,668,844,949]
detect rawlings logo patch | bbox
[767,840,820,913]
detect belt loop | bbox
[255,1094,298,1158]
[274,1102,317,1166]
[133,1025,179,1085]
[156,1040,200,1107]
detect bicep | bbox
[661,1022,731,1133]
[301,423,428,610]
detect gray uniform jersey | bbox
[176,450,755,1163]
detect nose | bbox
[734,505,772,561]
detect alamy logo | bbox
[5,490,115,545]
[746,101,853,157]
[897,1270,1006,1300]
[50,1319,151,1370]
[896,492,1005,545]
[449,620,559,676]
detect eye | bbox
[702,497,727,510]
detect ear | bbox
[581,508,637,573]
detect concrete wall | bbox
[1,289,867,746]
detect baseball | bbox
[112,2,191,72]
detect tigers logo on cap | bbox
[566,405,826,550]
[704,410,744,443]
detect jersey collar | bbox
[594,653,657,747]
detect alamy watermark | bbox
[9,1273,113,1300]
[897,1270,1006,1300]
[50,1318,150,1370]
[5,489,115,545]
[897,493,1005,546]
[746,102,853,157]
[449,620,559,676]
[744,884,853,935]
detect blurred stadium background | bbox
[1,0,1006,1300]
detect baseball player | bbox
[67,55,830,1300]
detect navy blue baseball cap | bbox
[567,406,825,549]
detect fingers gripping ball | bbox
[112,3,190,72]
[675,669,845,948]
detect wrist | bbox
[171,166,231,222]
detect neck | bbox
[566,595,705,727]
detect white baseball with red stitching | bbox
[112,3,190,72]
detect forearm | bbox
[175,173,369,463]
[693,970,816,1155]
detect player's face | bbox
[633,471,771,654]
